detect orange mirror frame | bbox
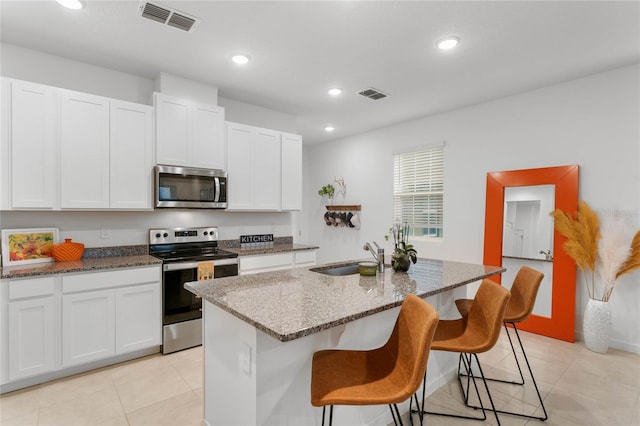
[483,165,579,342]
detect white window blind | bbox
[393,145,444,238]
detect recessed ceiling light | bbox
[232,54,250,65]
[328,88,342,96]
[56,0,83,9]
[436,36,460,50]
[324,126,335,132]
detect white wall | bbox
[1,43,154,104]
[218,96,298,134]
[304,64,640,352]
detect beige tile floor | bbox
[1,329,639,426]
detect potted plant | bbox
[318,184,335,201]
[551,201,640,353]
[386,222,418,272]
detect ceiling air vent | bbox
[358,87,389,100]
[139,2,199,32]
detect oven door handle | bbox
[163,258,238,271]
[163,262,199,271]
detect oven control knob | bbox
[163,233,169,238]
[155,233,161,238]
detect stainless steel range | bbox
[149,227,238,354]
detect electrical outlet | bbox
[100,227,111,239]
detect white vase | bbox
[583,298,611,353]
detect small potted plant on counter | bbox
[386,222,418,272]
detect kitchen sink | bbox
[310,262,360,276]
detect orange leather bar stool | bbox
[455,265,548,421]
[413,279,510,426]
[311,294,439,426]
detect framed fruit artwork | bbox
[1,228,59,266]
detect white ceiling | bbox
[1,1,639,144]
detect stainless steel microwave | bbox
[154,165,227,209]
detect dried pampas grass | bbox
[550,201,601,299]
[551,201,639,301]
[598,216,631,301]
[617,231,640,279]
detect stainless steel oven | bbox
[149,227,238,354]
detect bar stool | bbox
[310,294,439,426]
[454,265,548,421]
[413,279,511,426]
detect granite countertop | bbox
[185,258,504,342]
[0,255,162,279]
[225,243,319,256]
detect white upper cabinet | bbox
[59,90,110,209]
[226,122,302,212]
[226,122,281,211]
[226,122,253,210]
[110,100,154,210]
[155,94,189,166]
[253,127,281,210]
[192,103,226,170]
[281,132,303,211]
[2,79,58,209]
[155,93,225,170]
[0,78,154,211]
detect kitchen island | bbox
[186,258,504,426]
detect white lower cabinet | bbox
[115,283,161,354]
[294,250,317,268]
[1,266,161,388]
[62,268,161,367]
[5,276,57,382]
[239,250,317,275]
[8,297,55,381]
[62,289,115,367]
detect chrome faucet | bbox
[363,242,385,273]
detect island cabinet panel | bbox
[59,90,110,209]
[62,289,116,367]
[4,79,58,209]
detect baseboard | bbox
[574,331,640,354]
[0,346,160,394]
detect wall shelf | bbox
[325,205,361,211]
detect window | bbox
[393,145,444,238]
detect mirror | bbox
[502,185,555,318]
[483,165,579,342]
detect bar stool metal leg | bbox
[458,323,549,421]
[412,352,502,425]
